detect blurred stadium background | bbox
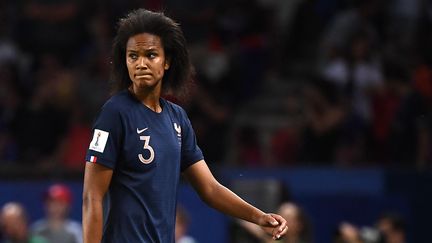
[1,0,431,242]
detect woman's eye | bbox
[129,54,138,60]
[148,53,157,59]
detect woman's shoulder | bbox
[162,98,187,116]
[163,98,184,111]
[102,90,135,112]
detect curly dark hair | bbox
[111,9,193,97]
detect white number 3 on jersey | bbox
[138,136,155,164]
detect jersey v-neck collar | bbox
[125,89,165,114]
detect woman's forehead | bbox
[126,33,162,50]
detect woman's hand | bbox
[257,213,289,240]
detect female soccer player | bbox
[82,9,288,243]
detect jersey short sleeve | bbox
[179,109,204,171]
[85,102,123,169]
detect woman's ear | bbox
[164,58,171,70]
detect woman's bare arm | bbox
[82,162,113,243]
[183,160,288,240]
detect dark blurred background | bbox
[0,0,431,242]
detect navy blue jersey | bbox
[85,90,203,243]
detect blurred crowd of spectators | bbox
[1,0,432,173]
[232,0,432,170]
[0,184,82,243]
[299,0,432,170]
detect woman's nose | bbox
[137,57,147,69]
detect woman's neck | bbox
[129,86,162,113]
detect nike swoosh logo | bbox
[136,128,148,134]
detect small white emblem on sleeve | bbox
[89,129,109,153]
